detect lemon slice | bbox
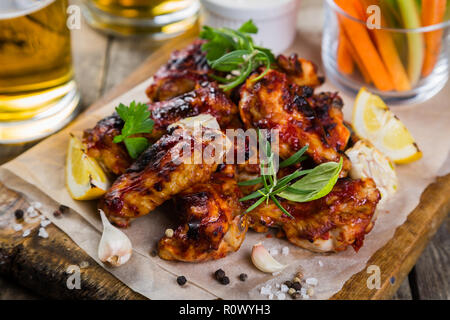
[352,88,422,164]
[66,135,109,200]
[346,140,398,203]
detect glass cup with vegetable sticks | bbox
[81,0,200,37]
[322,0,450,104]
[0,0,80,143]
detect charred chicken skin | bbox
[246,178,380,252]
[239,68,351,176]
[276,54,325,88]
[158,164,248,262]
[145,40,211,102]
[83,83,238,175]
[99,123,230,227]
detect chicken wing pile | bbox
[86,41,381,262]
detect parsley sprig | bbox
[200,20,275,91]
[113,101,154,159]
[238,131,343,218]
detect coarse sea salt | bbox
[27,207,39,218]
[13,224,23,231]
[268,293,274,300]
[38,227,48,239]
[282,247,289,256]
[260,286,272,296]
[306,278,318,286]
[276,292,286,300]
[40,219,51,227]
[32,202,42,209]
[280,284,289,293]
[22,229,31,237]
[269,248,279,256]
[318,260,323,267]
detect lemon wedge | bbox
[352,88,422,164]
[346,140,398,203]
[66,135,109,200]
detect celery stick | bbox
[380,0,407,62]
[397,0,424,86]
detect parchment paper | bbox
[1,4,449,299]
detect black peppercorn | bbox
[291,292,301,300]
[220,276,230,285]
[59,205,69,213]
[53,210,62,217]
[239,273,248,282]
[177,276,187,286]
[14,209,24,220]
[292,282,302,291]
[284,280,293,288]
[150,250,157,257]
[215,269,225,280]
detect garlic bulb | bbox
[251,243,286,273]
[98,209,132,267]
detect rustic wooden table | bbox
[0,0,448,300]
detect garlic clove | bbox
[98,209,132,267]
[251,243,286,273]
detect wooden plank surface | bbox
[1,0,448,300]
[414,216,449,299]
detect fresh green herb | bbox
[200,20,275,91]
[238,131,342,218]
[113,101,154,159]
[279,146,308,168]
[277,158,343,202]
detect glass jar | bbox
[322,0,450,104]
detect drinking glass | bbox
[0,0,80,143]
[82,0,200,37]
[322,0,450,104]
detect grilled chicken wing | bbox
[145,40,211,102]
[100,118,231,227]
[239,69,351,176]
[158,164,247,262]
[246,178,380,252]
[276,54,325,88]
[83,83,238,175]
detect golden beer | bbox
[0,0,79,143]
[83,0,200,37]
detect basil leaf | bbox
[279,145,309,168]
[238,20,258,34]
[278,158,343,202]
[124,137,149,159]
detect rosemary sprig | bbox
[238,131,343,218]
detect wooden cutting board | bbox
[0,33,449,300]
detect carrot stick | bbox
[361,0,411,91]
[337,27,354,75]
[334,0,394,91]
[421,0,447,77]
[343,28,373,84]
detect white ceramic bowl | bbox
[200,0,300,53]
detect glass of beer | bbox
[82,0,200,37]
[0,0,80,143]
